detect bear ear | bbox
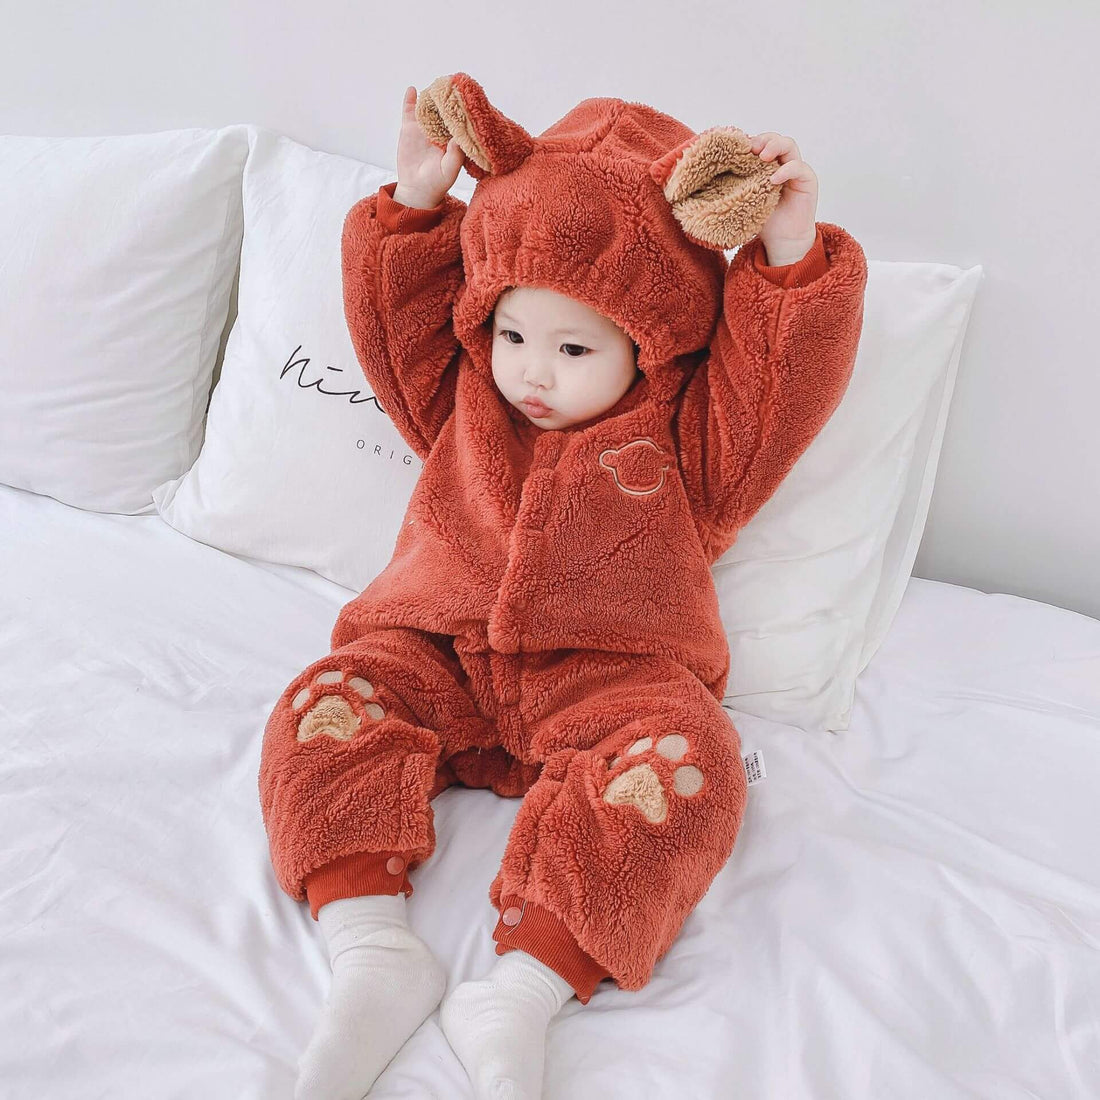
[649,126,782,250]
[415,73,535,181]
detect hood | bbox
[414,73,784,406]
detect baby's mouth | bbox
[521,396,552,416]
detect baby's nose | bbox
[524,363,554,385]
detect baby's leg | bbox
[441,655,749,1096]
[259,625,490,1097]
[488,660,749,994]
[295,892,446,1100]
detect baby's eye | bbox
[499,329,522,344]
[561,344,589,358]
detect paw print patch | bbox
[598,438,672,497]
[292,669,385,743]
[602,734,705,823]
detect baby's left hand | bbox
[746,132,819,266]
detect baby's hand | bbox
[747,132,819,265]
[394,85,466,209]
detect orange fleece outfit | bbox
[258,75,867,1004]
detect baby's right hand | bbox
[394,84,466,209]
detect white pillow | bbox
[152,126,476,588]
[0,126,247,514]
[716,260,984,731]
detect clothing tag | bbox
[742,749,767,785]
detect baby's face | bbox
[490,285,640,429]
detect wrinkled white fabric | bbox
[4,483,1099,1099]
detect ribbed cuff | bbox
[304,850,413,920]
[753,226,829,287]
[376,180,447,233]
[491,892,611,1005]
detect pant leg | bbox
[258,625,492,919]
[487,653,748,1001]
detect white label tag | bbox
[742,749,767,785]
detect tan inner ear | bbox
[661,126,781,249]
[416,75,493,173]
[659,127,763,202]
[673,172,781,249]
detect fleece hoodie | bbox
[332,75,867,703]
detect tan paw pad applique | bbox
[603,734,705,823]
[292,670,385,743]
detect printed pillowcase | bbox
[152,126,476,591]
[0,126,247,514]
[714,259,984,732]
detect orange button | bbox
[385,856,405,875]
[501,905,522,926]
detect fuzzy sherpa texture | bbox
[258,74,868,997]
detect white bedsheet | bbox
[2,480,1098,1099]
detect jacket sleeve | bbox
[341,180,468,461]
[672,221,868,562]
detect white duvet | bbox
[2,481,1097,1099]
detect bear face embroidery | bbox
[598,438,673,497]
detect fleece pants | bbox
[258,625,748,1004]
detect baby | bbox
[259,74,868,1100]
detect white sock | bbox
[294,892,447,1100]
[440,948,577,1100]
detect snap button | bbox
[385,856,405,875]
[501,905,523,927]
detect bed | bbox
[3,476,1097,1098]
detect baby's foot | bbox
[295,893,447,1100]
[440,948,575,1100]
